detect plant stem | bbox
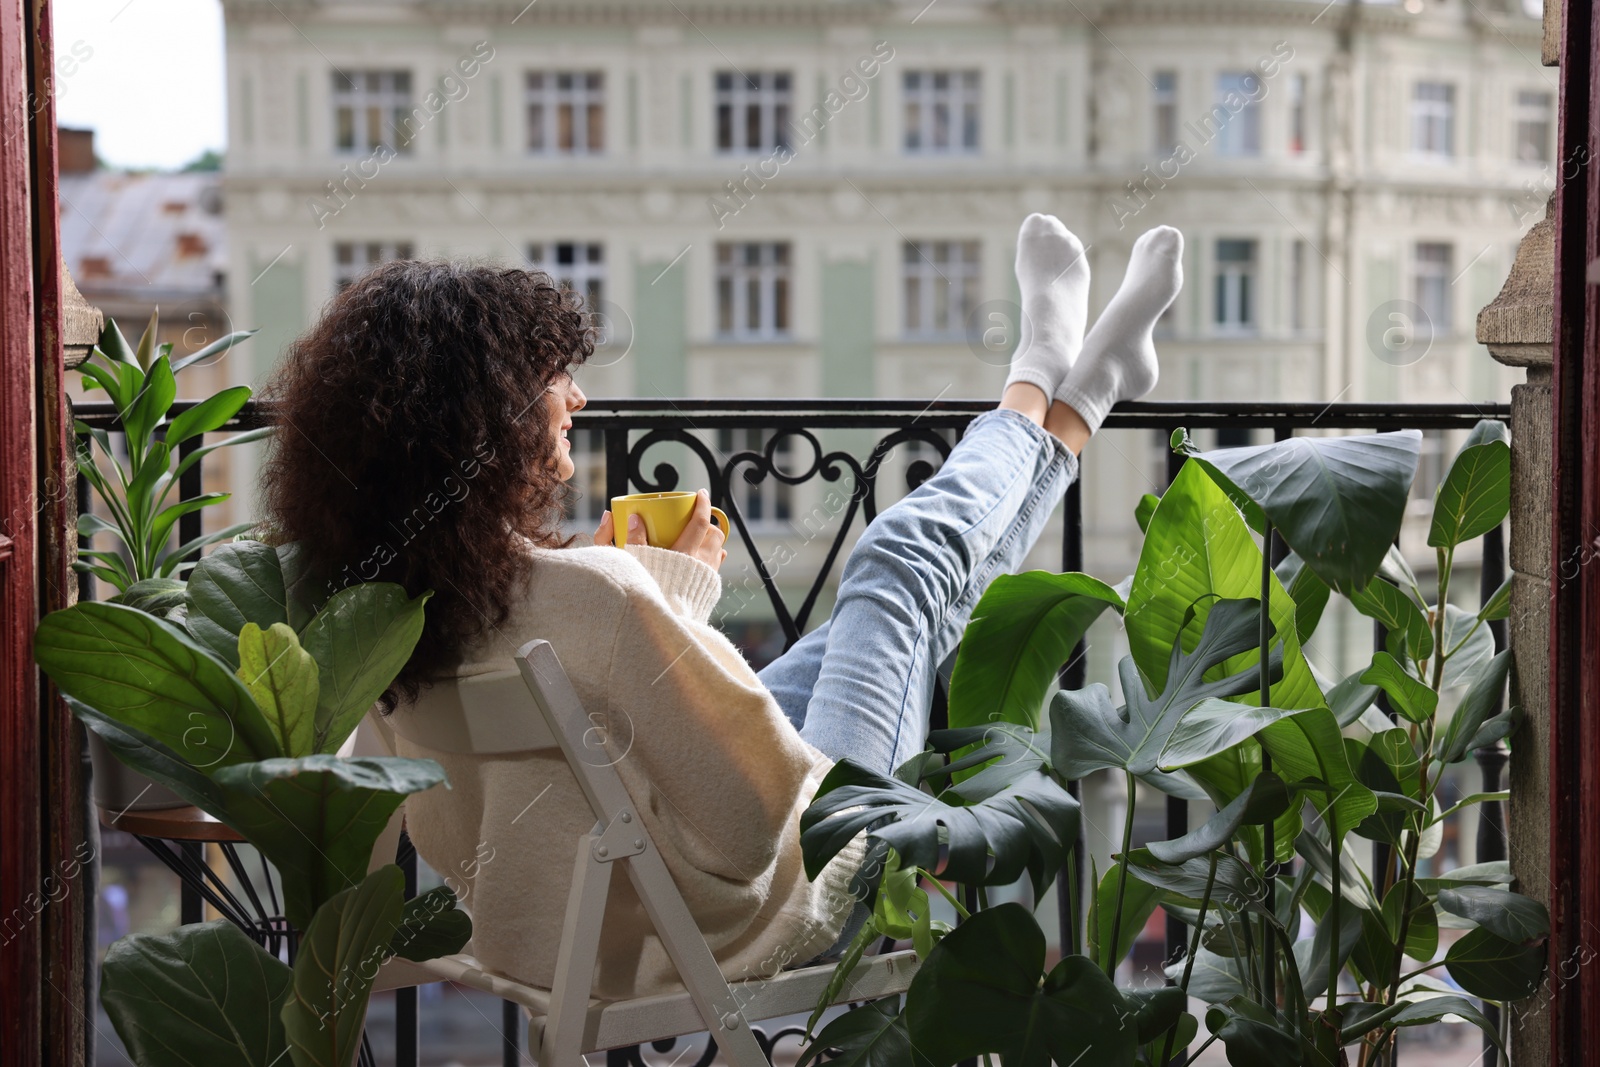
[1259,526,1277,1016]
[920,871,971,921]
[1160,852,1219,1067]
[1327,810,1341,1017]
[1105,770,1139,979]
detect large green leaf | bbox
[1348,578,1434,664]
[237,623,321,758]
[1124,848,1279,920]
[110,577,189,620]
[1440,603,1496,689]
[283,865,405,1067]
[1089,861,1164,971]
[801,759,1078,901]
[1157,698,1316,771]
[35,601,280,769]
[1205,997,1307,1065]
[185,540,297,668]
[1274,551,1331,645]
[1430,421,1511,548]
[124,353,176,452]
[167,386,253,446]
[1052,598,1283,779]
[1437,651,1513,764]
[1360,652,1438,724]
[1445,926,1546,1000]
[389,886,473,963]
[68,698,226,816]
[1437,886,1550,945]
[1183,430,1422,595]
[1258,707,1379,833]
[947,571,1124,732]
[1147,772,1290,864]
[1124,462,1322,713]
[101,920,292,1067]
[1385,995,1506,1055]
[797,998,932,1067]
[905,905,1137,1067]
[300,584,432,753]
[212,756,446,929]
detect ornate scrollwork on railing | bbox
[618,423,964,647]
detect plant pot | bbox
[89,732,187,812]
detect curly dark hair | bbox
[260,259,593,704]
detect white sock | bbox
[1003,213,1091,399]
[1055,226,1184,433]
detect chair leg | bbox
[542,835,615,1067]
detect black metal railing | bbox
[73,398,1513,1067]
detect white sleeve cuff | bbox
[622,545,723,624]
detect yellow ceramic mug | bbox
[610,491,730,549]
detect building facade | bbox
[220,0,1546,663]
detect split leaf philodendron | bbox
[35,540,464,1067]
[799,422,1540,1067]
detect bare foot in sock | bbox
[1004,213,1092,399]
[1055,226,1183,433]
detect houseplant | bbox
[71,311,268,809]
[36,539,467,1067]
[797,421,1539,1067]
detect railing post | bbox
[1475,522,1510,1066]
[1163,432,1189,1065]
[1058,477,1086,961]
[604,424,630,504]
[396,832,419,1067]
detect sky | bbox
[48,0,1543,172]
[52,0,226,171]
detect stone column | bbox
[1475,196,1553,1063]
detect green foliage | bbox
[72,313,264,592]
[800,418,1536,1067]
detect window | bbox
[529,242,605,313]
[333,71,414,154]
[1214,72,1262,157]
[904,71,981,154]
[1213,239,1257,332]
[1153,71,1179,155]
[717,428,793,529]
[716,72,791,153]
[902,240,981,339]
[527,72,605,155]
[333,241,413,291]
[563,430,607,528]
[1515,89,1553,164]
[1412,82,1456,158]
[1289,74,1308,155]
[716,243,791,340]
[1289,239,1308,332]
[1414,242,1453,338]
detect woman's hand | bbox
[593,489,727,572]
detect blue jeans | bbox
[755,409,1079,958]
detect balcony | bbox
[70,395,1514,1067]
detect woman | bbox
[261,215,1183,999]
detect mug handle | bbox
[709,506,730,539]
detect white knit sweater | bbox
[391,542,868,1000]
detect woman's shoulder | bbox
[525,543,661,601]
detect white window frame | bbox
[1412,82,1456,159]
[526,71,605,155]
[1515,89,1553,164]
[1414,242,1453,338]
[903,70,981,155]
[902,240,981,340]
[716,72,792,154]
[1289,239,1308,333]
[529,241,606,313]
[1153,71,1179,155]
[334,241,414,291]
[1214,72,1263,158]
[1213,238,1258,334]
[1289,74,1309,155]
[333,71,415,155]
[716,242,791,341]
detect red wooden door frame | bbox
[0,0,44,1058]
[1549,0,1600,1063]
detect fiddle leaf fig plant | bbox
[35,540,463,1067]
[73,312,267,592]
[798,421,1537,1067]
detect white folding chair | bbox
[368,638,919,1067]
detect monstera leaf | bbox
[905,904,1144,1067]
[800,759,1078,900]
[101,920,292,1067]
[1178,429,1422,595]
[1051,598,1283,779]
